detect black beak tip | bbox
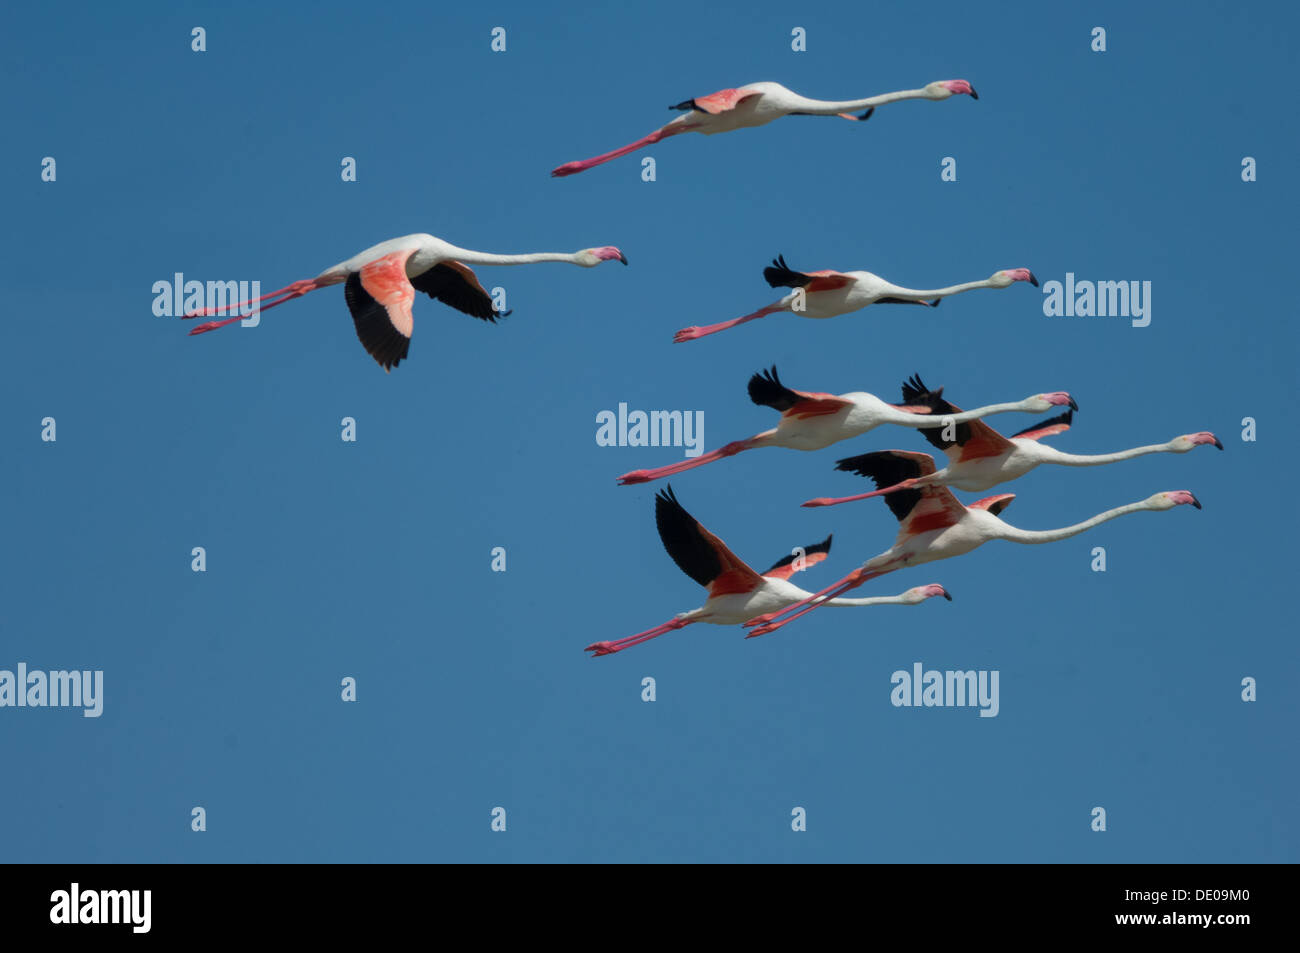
[942,591,953,601]
[969,88,979,100]
[1192,496,1203,510]
[1214,438,1224,450]
[1029,273,1040,287]
[619,254,629,266]
[1069,397,1079,412]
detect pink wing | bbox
[690,88,762,114]
[784,391,855,420]
[969,494,1015,516]
[345,249,416,371]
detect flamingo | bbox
[551,80,977,177]
[674,255,1037,342]
[585,486,951,656]
[744,459,1202,637]
[182,233,627,371]
[803,375,1221,507]
[615,366,1075,486]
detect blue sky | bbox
[1,0,1295,862]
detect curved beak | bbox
[618,251,629,266]
[1213,436,1223,450]
[1068,395,1079,412]
[942,589,953,601]
[1189,494,1203,510]
[968,86,979,100]
[1027,271,1039,287]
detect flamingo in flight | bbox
[552,80,977,177]
[183,233,627,371]
[745,459,1202,637]
[615,367,1075,486]
[803,375,1222,507]
[585,486,951,657]
[675,255,1037,342]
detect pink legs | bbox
[183,279,322,335]
[585,618,693,656]
[802,481,918,508]
[617,438,760,485]
[674,305,782,343]
[744,568,883,636]
[551,125,684,177]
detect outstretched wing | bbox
[763,254,853,292]
[831,449,963,540]
[762,534,832,580]
[1010,410,1074,442]
[748,365,853,418]
[875,296,941,307]
[410,261,509,322]
[670,87,762,115]
[969,493,1015,516]
[790,107,875,122]
[834,450,936,523]
[900,374,1013,462]
[896,483,967,544]
[655,486,762,597]
[344,250,415,372]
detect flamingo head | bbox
[928,79,978,100]
[907,583,953,604]
[1170,431,1223,452]
[578,246,628,267]
[992,267,1039,288]
[1150,490,1202,511]
[1028,392,1079,412]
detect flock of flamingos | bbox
[182,77,1217,656]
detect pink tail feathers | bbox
[551,124,682,177]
